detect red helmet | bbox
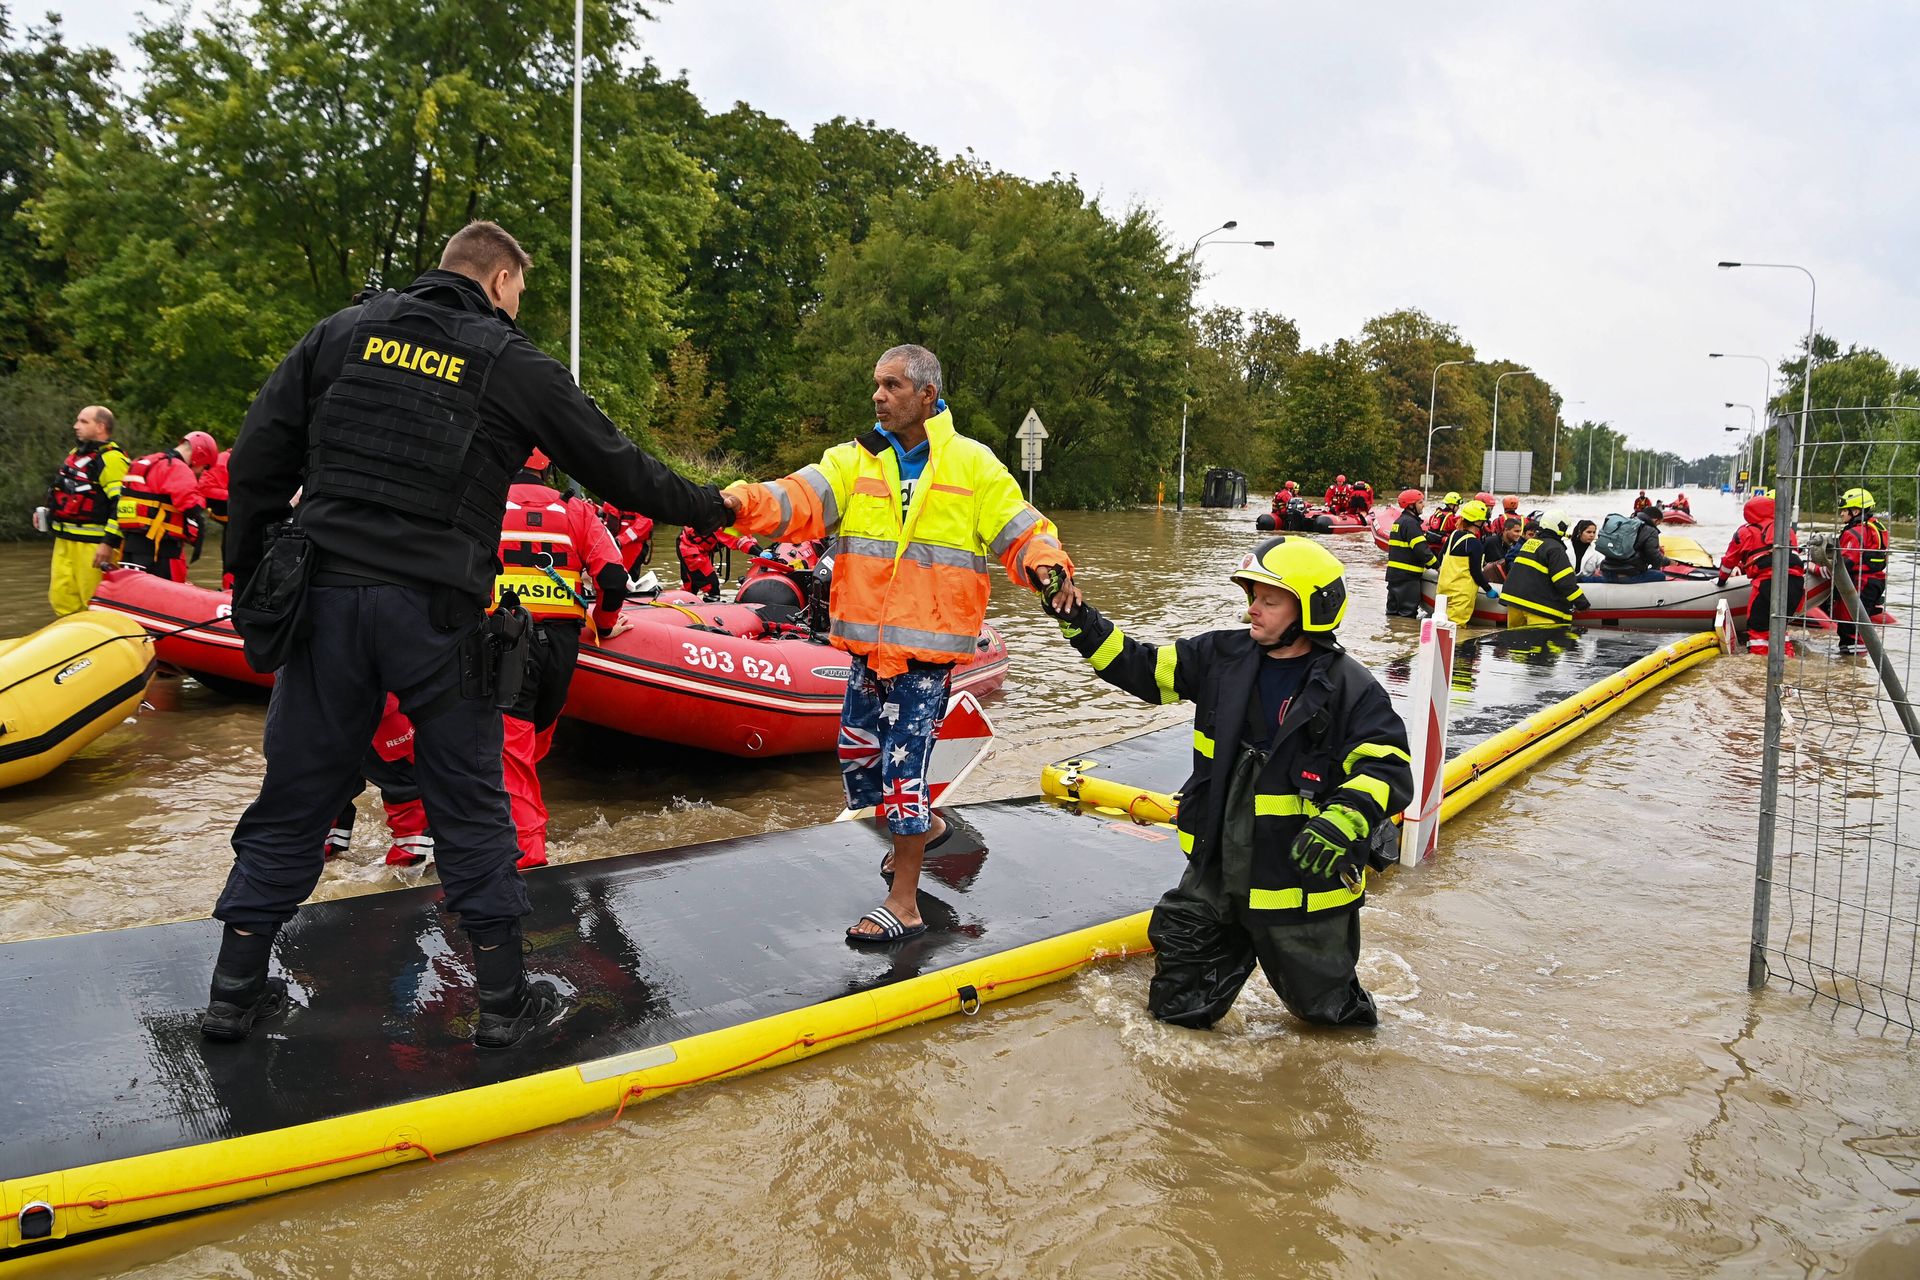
[1502,495,1519,513]
[525,448,550,471]
[1284,479,1298,490]
[1398,488,1424,508]
[1475,491,1494,507]
[1335,474,1347,485]
[182,430,218,470]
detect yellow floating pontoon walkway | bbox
[0,626,1714,1266]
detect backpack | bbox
[1596,513,1640,562]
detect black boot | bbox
[470,923,565,1050]
[201,925,289,1042]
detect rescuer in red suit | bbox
[497,451,630,868]
[597,502,655,574]
[327,694,436,867]
[1718,494,1803,655]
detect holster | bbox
[230,521,314,674]
[467,589,533,709]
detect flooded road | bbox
[3,488,1917,1277]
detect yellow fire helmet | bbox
[1230,536,1349,634]
[1840,487,1875,513]
[1456,498,1491,524]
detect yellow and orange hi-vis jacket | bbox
[725,408,1072,677]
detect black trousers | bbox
[214,584,528,935]
[1385,574,1425,617]
[1745,575,1805,637]
[506,621,582,730]
[1144,852,1377,1029]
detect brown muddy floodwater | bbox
[2,489,1917,1278]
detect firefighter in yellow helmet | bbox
[1043,536,1413,1028]
[1436,498,1494,626]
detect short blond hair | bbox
[440,221,531,282]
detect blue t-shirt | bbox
[1254,652,1314,750]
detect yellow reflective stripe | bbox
[1387,559,1431,572]
[1550,565,1574,581]
[1248,872,1367,913]
[1193,729,1214,759]
[1253,794,1320,818]
[1088,626,1125,671]
[1153,646,1179,703]
[1342,741,1411,774]
[1498,592,1572,622]
[1515,556,1550,574]
[1178,828,1194,856]
[1339,773,1391,809]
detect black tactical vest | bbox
[304,290,517,547]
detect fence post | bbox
[1749,412,1797,988]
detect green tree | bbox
[1185,305,1298,490]
[1273,339,1394,486]
[1358,309,1476,486]
[808,115,938,246]
[649,339,729,456]
[0,7,116,370]
[784,161,1189,508]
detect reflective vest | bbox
[304,289,517,547]
[726,407,1072,677]
[495,486,589,622]
[1840,517,1889,584]
[114,451,199,546]
[1385,508,1435,579]
[49,440,127,539]
[1500,534,1586,622]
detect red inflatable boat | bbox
[1257,506,1370,535]
[1660,508,1698,525]
[88,571,1010,757]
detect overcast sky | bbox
[59,1,1920,459]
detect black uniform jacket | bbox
[1067,606,1413,919]
[226,270,728,602]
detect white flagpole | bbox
[568,0,584,383]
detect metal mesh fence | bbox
[1751,414,1920,1031]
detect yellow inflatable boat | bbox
[0,611,155,790]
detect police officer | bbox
[208,220,732,1049]
[1385,488,1434,618]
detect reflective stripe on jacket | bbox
[1386,509,1436,579]
[112,451,204,545]
[1064,606,1411,919]
[1840,517,1889,582]
[725,407,1072,677]
[494,481,621,625]
[1499,533,1587,623]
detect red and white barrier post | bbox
[1398,598,1456,866]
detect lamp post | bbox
[1426,359,1471,492]
[1175,221,1275,511]
[1724,424,1749,490]
[1717,262,1816,525]
[1489,368,1533,490]
[1424,423,1457,491]
[1549,399,1583,497]
[569,0,583,382]
[1724,401,1761,486]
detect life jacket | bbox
[1734,520,1803,583]
[726,406,1071,678]
[115,451,198,545]
[1840,516,1889,584]
[1632,493,1651,511]
[495,483,589,622]
[49,440,126,536]
[303,288,517,547]
[200,450,232,524]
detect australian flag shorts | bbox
[838,653,952,836]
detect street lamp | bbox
[1549,399,1584,497]
[1724,424,1750,490]
[1717,262,1816,524]
[1426,359,1471,493]
[1709,352,1772,438]
[1424,423,1457,492]
[1726,401,1762,482]
[1175,221,1275,511]
[1489,368,1533,489]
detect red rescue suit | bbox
[1324,483,1351,512]
[677,525,756,598]
[1720,497,1803,649]
[200,450,232,525]
[1347,483,1373,516]
[1671,492,1690,513]
[111,450,206,581]
[598,502,655,573]
[326,694,434,867]
[1835,513,1890,648]
[498,479,626,868]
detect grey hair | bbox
[877,344,943,399]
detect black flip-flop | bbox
[846,905,927,946]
